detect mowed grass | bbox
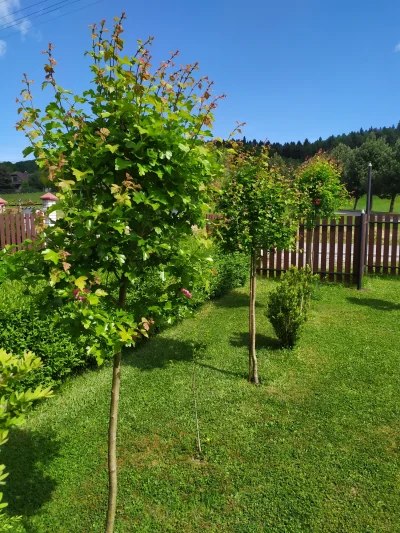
[4,277,400,532]
[0,192,43,205]
[342,194,400,213]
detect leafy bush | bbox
[266,266,317,348]
[0,281,95,389]
[209,246,248,298]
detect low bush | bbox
[266,266,317,347]
[0,280,95,389]
[209,246,248,298]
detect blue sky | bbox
[1,0,400,161]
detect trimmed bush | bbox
[266,266,317,348]
[0,281,95,389]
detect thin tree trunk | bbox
[248,251,259,385]
[106,275,128,533]
[305,228,314,273]
[353,197,359,210]
[389,193,396,213]
[248,254,253,381]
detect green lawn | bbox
[0,192,43,205]
[4,277,400,532]
[342,194,400,213]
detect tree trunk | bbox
[353,197,359,210]
[389,193,396,213]
[248,255,253,381]
[105,275,128,533]
[305,228,314,273]
[248,251,259,385]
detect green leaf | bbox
[165,150,172,160]
[101,112,112,118]
[72,168,90,181]
[22,146,34,157]
[105,144,119,153]
[88,294,99,305]
[75,276,88,290]
[95,289,108,297]
[42,249,59,265]
[178,143,189,153]
[115,158,132,171]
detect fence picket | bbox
[344,216,352,284]
[0,215,4,249]
[312,225,320,274]
[337,216,344,282]
[328,218,336,281]
[276,250,282,278]
[375,215,383,274]
[383,214,390,275]
[368,215,375,273]
[321,218,328,278]
[390,215,398,275]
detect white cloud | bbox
[0,0,32,54]
[395,43,400,52]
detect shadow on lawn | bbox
[230,331,281,351]
[125,337,207,371]
[214,292,265,309]
[2,428,60,516]
[196,361,247,379]
[347,297,400,312]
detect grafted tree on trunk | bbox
[216,144,298,384]
[17,14,224,532]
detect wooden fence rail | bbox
[0,213,36,250]
[206,212,400,286]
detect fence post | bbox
[357,210,366,290]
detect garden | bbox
[0,13,399,533]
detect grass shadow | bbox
[196,361,247,379]
[2,428,60,517]
[125,337,206,371]
[214,291,265,309]
[230,331,281,351]
[347,297,400,311]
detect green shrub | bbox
[209,246,249,298]
[0,281,95,389]
[266,266,317,348]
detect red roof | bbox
[0,197,7,205]
[40,192,58,201]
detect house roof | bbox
[40,192,58,201]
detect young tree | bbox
[16,14,223,532]
[295,152,348,269]
[216,145,297,385]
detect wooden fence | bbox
[206,212,400,286]
[1,212,400,285]
[0,213,36,250]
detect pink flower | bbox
[73,288,90,301]
[315,199,321,205]
[180,288,192,299]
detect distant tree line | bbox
[236,122,400,212]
